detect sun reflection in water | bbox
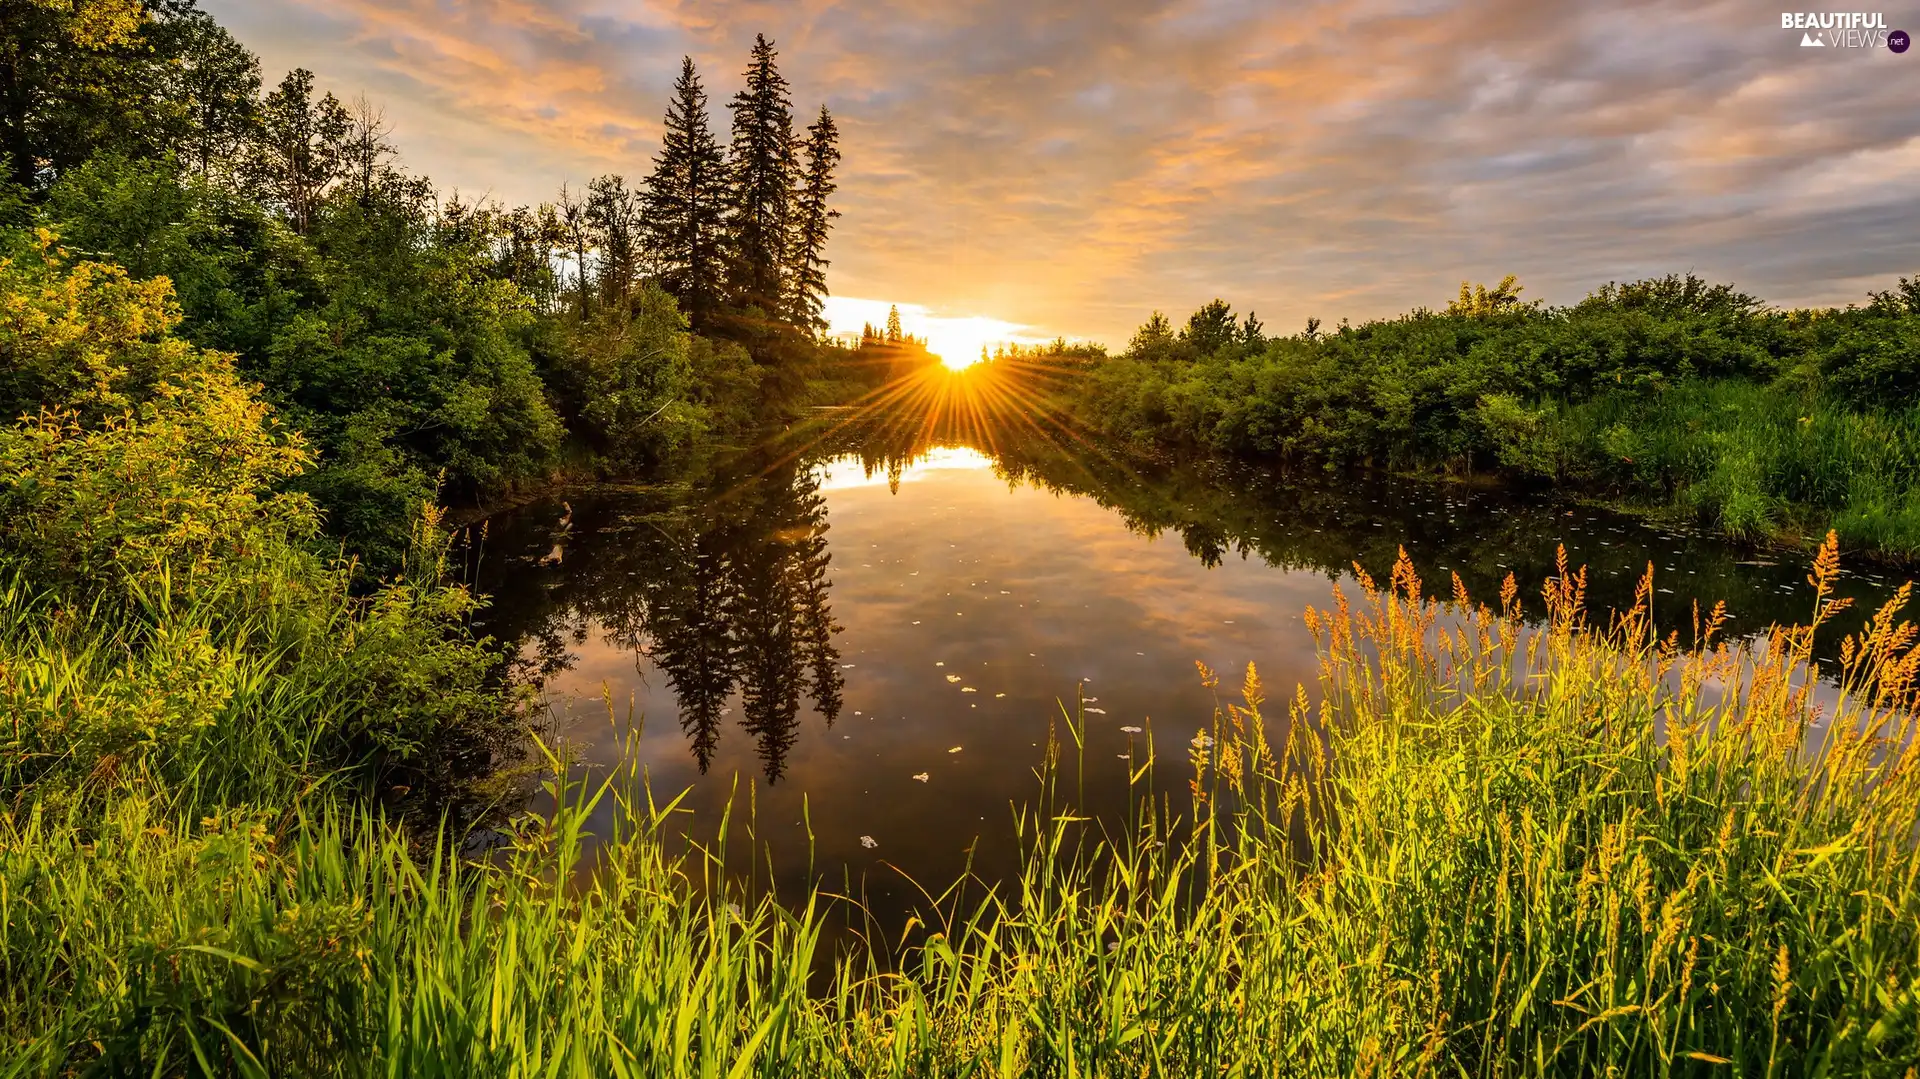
[815,445,993,490]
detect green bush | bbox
[1070,274,1920,554]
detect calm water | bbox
[467,400,1906,915]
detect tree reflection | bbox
[475,356,1894,782]
[472,453,842,782]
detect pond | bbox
[466,376,1906,920]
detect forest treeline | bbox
[3,0,845,566]
[1071,275,1920,557]
[0,4,854,1064]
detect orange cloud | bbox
[206,0,1920,342]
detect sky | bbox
[203,0,1920,349]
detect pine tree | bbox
[643,57,727,332]
[885,304,902,344]
[724,34,796,318]
[782,105,839,333]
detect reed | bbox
[4,535,1917,1076]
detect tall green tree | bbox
[1184,298,1237,356]
[0,0,255,189]
[585,173,644,313]
[724,34,794,319]
[782,104,838,334]
[243,68,350,233]
[643,56,726,332]
[150,4,260,178]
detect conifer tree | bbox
[885,304,902,344]
[724,34,796,318]
[643,57,727,332]
[782,105,839,333]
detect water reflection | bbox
[467,360,1908,908]
[476,451,843,782]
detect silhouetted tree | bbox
[154,6,262,179]
[1184,298,1237,356]
[337,95,396,205]
[643,57,727,332]
[886,304,902,344]
[1128,311,1174,354]
[553,182,594,318]
[244,68,350,232]
[724,34,795,317]
[1,0,257,189]
[586,173,644,312]
[782,104,839,333]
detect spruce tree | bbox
[885,304,902,344]
[724,34,796,319]
[782,105,839,333]
[642,57,727,332]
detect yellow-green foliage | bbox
[5,540,1916,1076]
[0,240,508,806]
[0,237,318,594]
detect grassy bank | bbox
[1068,275,1920,560]
[7,538,1918,1075]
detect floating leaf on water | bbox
[995,693,1006,698]
[1084,696,1099,702]
[948,746,963,754]
[912,772,930,782]
[946,674,962,683]
[860,836,878,849]
[1121,726,1143,734]
[841,664,856,668]
[961,687,977,693]
[1085,707,1107,714]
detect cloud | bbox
[204,0,1920,343]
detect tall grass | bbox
[4,537,1917,1076]
[1558,381,1920,556]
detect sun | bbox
[921,316,1031,370]
[823,297,1043,371]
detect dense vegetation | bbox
[4,2,1917,1074]
[4,0,845,567]
[1071,276,1920,558]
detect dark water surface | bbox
[467,403,1906,917]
